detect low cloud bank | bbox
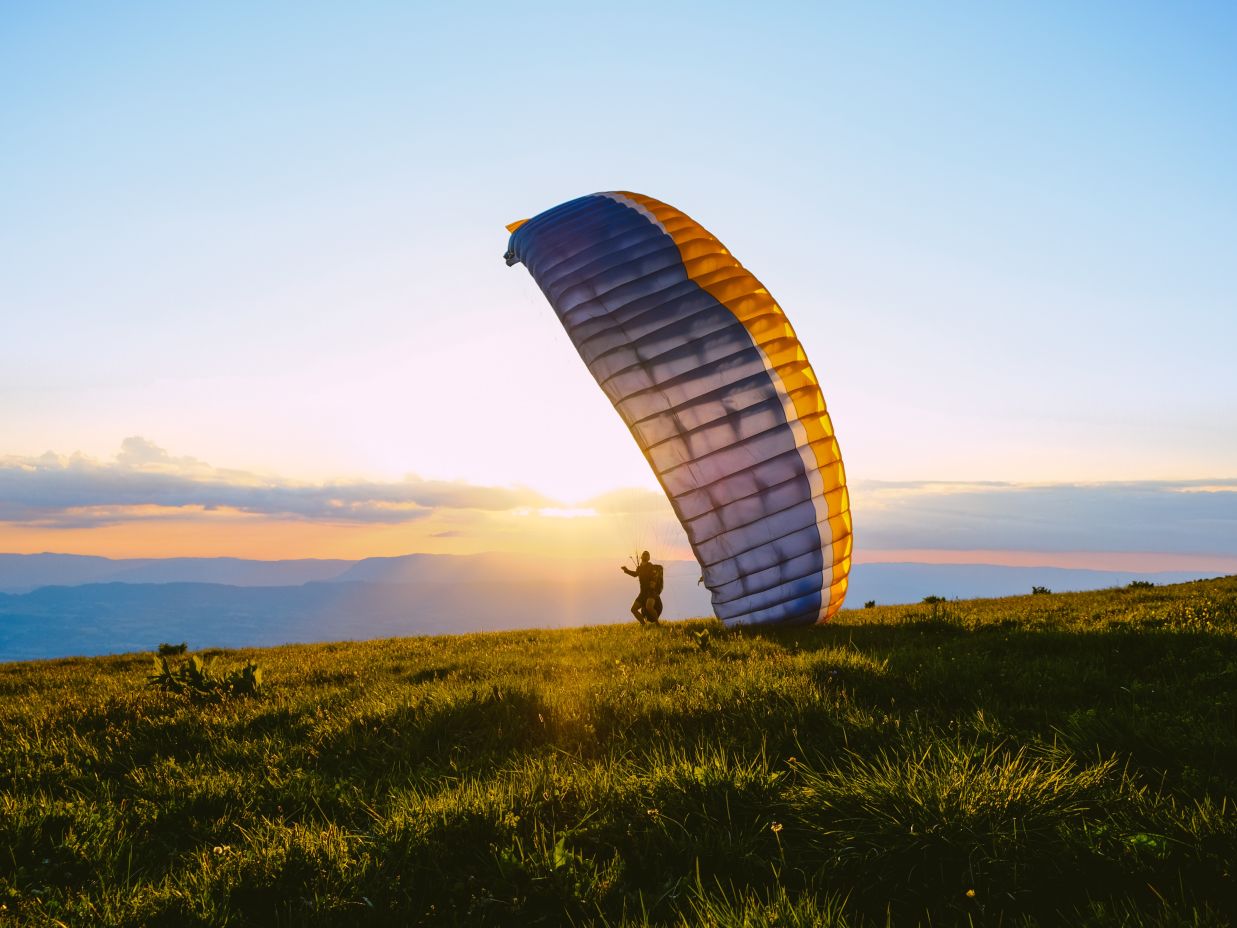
[1,440,1234,557]
[852,480,1237,555]
[0,438,555,527]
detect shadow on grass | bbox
[748,619,1237,794]
[310,685,554,782]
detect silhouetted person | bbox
[621,550,664,624]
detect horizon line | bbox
[4,548,1236,575]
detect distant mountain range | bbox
[0,552,1225,662]
[0,553,356,594]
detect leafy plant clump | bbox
[157,641,188,655]
[148,652,263,700]
[1031,585,1052,595]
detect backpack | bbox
[648,563,664,596]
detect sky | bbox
[2,1,1235,568]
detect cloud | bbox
[851,479,1237,555]
[0,438,555,527]
[115,436,199,470]
[582,487,674,514]
[3,441,1234,558]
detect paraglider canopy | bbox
[505,192,851,627]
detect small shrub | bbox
[1127,580,1155,590]
[157,641,188,655]
[916,595,966,629]
[864,600,876,609]
[1031,586,1051,596]
[149,653,263,700]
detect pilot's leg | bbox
[631,596,646,624]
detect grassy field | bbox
[2,577,1236,926]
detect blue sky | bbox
[1,1,1234,561]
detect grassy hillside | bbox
[2,577,1236,926]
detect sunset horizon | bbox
[3,434,1233,577]
[4,1,1234,607]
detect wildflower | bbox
[966,889,976,899]
[770,822,783,834]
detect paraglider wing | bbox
[504,192,851,626]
